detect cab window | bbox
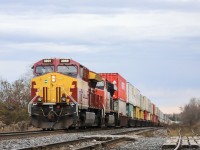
[96,81,105,90]
[57,65,78,77]
[35,66,54,75]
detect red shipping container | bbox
[100,73,127,101]
[152,114,158,123]
[144,111,148,120]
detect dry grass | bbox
[167,123,200,136]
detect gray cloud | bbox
[0,0,200,113]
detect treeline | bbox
[180,98,200,125]
[0,74,199,126]
[0,76,31,125]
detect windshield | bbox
[57,65,78,77]
[35,66,54,75]
[96,81,104,90]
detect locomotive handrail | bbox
[61,87,79,116]
[66,94,79,116]
[28,95,38,115]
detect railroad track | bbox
[162,128,200,149]
[0,130,68,141]
[0,127,112,141]
[17,127,156,150]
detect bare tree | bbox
[0,74,32,124]
[180,98,200,125]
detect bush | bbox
[0,77,31,125]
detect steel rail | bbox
[112,127,156,135]
[174,129,182,150]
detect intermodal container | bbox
[144,111,148,120]
[153,104,155,115]
[140,110,144,120]
[148,102,153,114]
[144,97,150,112]
[153,115,158,123]
[126,82,136,105]
[134,106,140,119]
[134,88,140,107]
[150,114,153,121]
[140,94,144,110]
[126,103,134,118]
[155,107,159,116]
[100,73,126,101]
[147,112,151,121]
[114,99,126,116]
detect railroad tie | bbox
[181,136,189,148]
[191,136,200,148]
[188,137,199,148]
[162,137,179,149]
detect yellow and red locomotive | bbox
[28,58,170,129]
[28,58,116,129]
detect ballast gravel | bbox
[0,127,152,149]
[118,137,167,150]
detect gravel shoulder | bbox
[0,128,171,150]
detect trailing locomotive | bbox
[28,58,170,130]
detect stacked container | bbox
[100,73,126,101]
[134,88,140,107]
[147,112,151,121]
[148,102,153,114]
[114,100,126,116]
[135,107,140,119]
[152,104,155,115]
[127,82,135,105]
[140,110,144,120]
[144,111,148,121]
[100,73,127,116]
[126,103,134,118]
[140,94,145,111]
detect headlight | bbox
[38,97,42,102]
[51,75,56,82]
[61,97,66,102]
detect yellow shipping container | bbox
[140,110,144,120]
[150,114,153,121]
[134,106,140,119]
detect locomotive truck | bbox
[28,58,169,130]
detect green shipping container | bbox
[126,103,134,118]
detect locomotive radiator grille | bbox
[56,87,61,103]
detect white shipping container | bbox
[114,99,127,116]
[147,113,151,121]
[148,101,153,114]
[143,96,149,111]
[126,82,140,107]
[155,107,159,116]
[134,87,140,107]
[140,95,145,111]
[126,83,136,105]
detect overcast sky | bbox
[0,0,200,114]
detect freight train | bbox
[28,58,171,130]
